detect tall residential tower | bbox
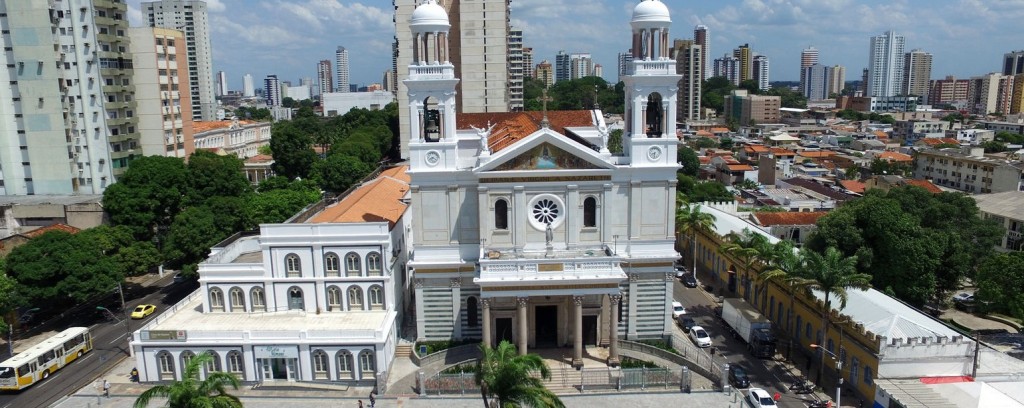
[866,31,905,97]
[144,0,217,121]
[335,46,350,92]
[902,49,932,99]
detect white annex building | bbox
[405,0,681,367]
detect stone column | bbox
[573,296,584,368]
[414,280,425,341]
[608,294,621,366]
[451,279,462,340]
[482,298,492,348]
[517,297,528,355]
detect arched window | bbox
[359,350,376,377]
[494,199,508,230]
[250,287,266,312]
[348,286,364,310]
[210,288,225,312]
[285,253,301,277]
[158,351,175,380]
[229,287,245,312]
[311,349,329,380]
[583,197,597,227]
[336,351,354,379]
[287,287,304,311]
[324,253,340,277]
[203,351,221,375]
[368,286,384,310]
[645,92,664,138]
[366,252,382,276]
[345,253,361,277]
[467,297,479,327]
[181,351,196,378]
[226,351,244,379]
[327,286,342,311]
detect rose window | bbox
[532,198,560,225]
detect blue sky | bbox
[127,0,1024,91]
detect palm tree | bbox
[789,247,872,384]
[675,195,717,285]
[719,229,772,301]
[475,340,564,408]
[134,352,243,408]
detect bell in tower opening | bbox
[645,92,663,138]
[423,97,441,142]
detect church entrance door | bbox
[495,318,514,345]
[535,305,558,347]
[582,315,598,346]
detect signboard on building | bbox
[143,330,187,341]
[254,345,299,359]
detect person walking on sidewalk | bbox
[103,379,110,398]
[369,392,376,407]
[358,400,363,408]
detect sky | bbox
[126,0,1024,91]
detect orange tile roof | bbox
[745,145,770,153]
[839,180,866,194]
[193,120,260,133]
[698,156,712,164]
[769,148,795,156]
[797,151,836,158]
[877,151,913,162]
[22,223,81,238]
[456,111,595,153]
[918,138,960,146]
[752,211,828,227]
[727,164,754,171]
[710,127,730,133]
[308,166,410,229]
[695,130,714,137]
[903,179,942,193]
[873,131,889,139]
[245,154,274,163]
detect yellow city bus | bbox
[0,327,93,391]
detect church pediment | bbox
[476,130,615,173]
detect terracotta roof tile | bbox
[877,151,913,162]
[745,145,769,153]
[727,164,754,171]
[873,131,889,139]
[193,120,260,134]
[245,154,274,163]
[770,148,796,156]
[710,127,730,133]
[22,223,81,238]
[752,211,828,227]
[308,166,410,229]
[918,138,960,146]
[456,111,594,153]
[696,130,714,137]
[839,180,866,193]
[797,151,836,158]
[903,179,942,193]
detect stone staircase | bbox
[395,343,414,358]
[542,364,580,395]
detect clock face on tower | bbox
[425,151,441,166]
[647,146,663,161]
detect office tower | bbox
[803,64,830,101]
[673,39,703,121]
[800,47,819,94]
[300,77,313,88]
[570,53,594,80]
[317,60,333,97]
[381,70,393,93]
[828,65,846,97]
[216,71,228,97]
[536,60,554,87]
[618,50,634,79]
[867,31,905,97]
[733,44,753,82]
[144,0,216,121]
[1003,51,1024,75]
[967,73,1007,115]
[555,51,571,83]
[130,27,195,159]
[242,74,255,97]
[724,90,780,126]
[928,76,970,106]
[523,47,534,79]
[752,55,769,91]
[393,0,511,158]
[714,54,741,85]
[694,25,709,81]
[903,49,932,99]
[1011,75,1024,114]
[508,29,524,110]
[264,75,281,106]
[335,46,350,93]
[594,64,603,79]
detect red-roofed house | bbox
[749,211,828,245]
[0,223,81,257]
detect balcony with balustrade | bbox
[475,244,626,297]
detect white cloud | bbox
[206,0,227,13]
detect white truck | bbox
[720,298,776,358]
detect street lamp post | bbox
[810,343,842,407]
[96,283,131,354]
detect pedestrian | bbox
[130,367,139,382]
[369,392,376,407]
[103,379,111,398]
[358,400,363,408]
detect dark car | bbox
[729,365,751,388]
[681,274,698,288]
[173,273,186,284]
[677,316,696,331]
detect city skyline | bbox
[124,0,1024,92]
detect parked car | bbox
[672,301,687,318]
[674,262,687,278]
[677,316,696,331]
[729,365,751,388]
[745,387,777,408]
[953,292,974,302]
[173,272,187,284]
[689,325,712,348]
[681,274,698,288]
[131,304,157,319]
[17,310,36,324]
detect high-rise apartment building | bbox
[800,47,818,94]
[570,53,594,80]
[555,50,571,83]
[523,47,534,79]
[803,64,830,101]
[928,76,970,106]
[673,39,702,121]
[618,50,634,80]
[752,55,769,91]
[714,54,741,85]
[242,74,255,97]
[867,31,905,97]
[902,49,932,99]
[828,65,846,97]
[694,25,709,81]
[381,70,393,93]
[733,44,753,82]
[1003,51,1024,76]
[130,27,195,159]
[1010,75,1024,114]
[393,0,511,158]
[508,29,524,111]
[724,90,780,126]
[535,60,554,87]
[335,46,349,93]
[216,71,227,97]
[144,0,216,121]
[593,64,603,79]
[317,60,333,97]
[264,75,281,107]
[967,73,1009,115]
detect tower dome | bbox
[630,0,671,30]
[410,0,450,33]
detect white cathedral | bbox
[405,0,681,368]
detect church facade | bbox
[405,0,681,367]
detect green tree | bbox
[763,87,808,109]
[995,131,1024,144]
[5,231,122,306]
[0,272,20,339]
[868,158,910,177]
[134,352,242,408]
[281,97,297,108]
[694,137,717,149]
[235,107,271,121]
[185,150,253,206]
[313,154,372,193]
[475,340,564,408]
[719,137,734,150]
[719,230,772,300]
[608,129,623,154]
[102,156,189,240]
[975,252,1024,319]
[247,188,321,225]
[163,207,235,269]
[981,140,1007,153]
[686,180,734,203]
[701,76,736,112]
[677,146,700,177]
[269,121,318,180]
[675,197,717,279]
[79,226,161,277]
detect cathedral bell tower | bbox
[405,0,460,172]
[623,0,680,168]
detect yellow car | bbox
[131,304,156,319]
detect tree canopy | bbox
[524,77,624,114]
[5,231,122,307]
[975,252,1024,319]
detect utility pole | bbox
[972,331,981,379]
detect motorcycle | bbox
[789,381,814,394]
[808,400,832,408]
